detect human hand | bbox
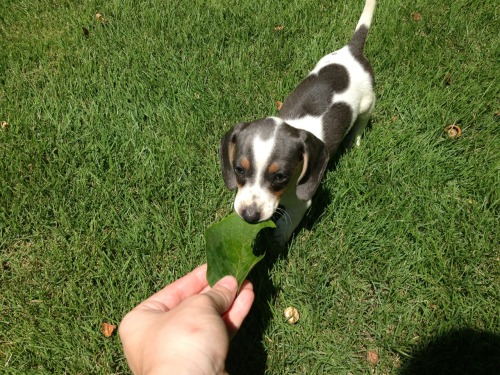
[119,264,254,375]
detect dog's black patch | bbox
[321,101,353,155]
[279,64,350,119]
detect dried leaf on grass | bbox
[283,306,300,324]
[101,323,116,337]
[96,13,107,24]
[444,73,452,86]
[445,124,462,139]
[367,349,379,366]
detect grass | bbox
[1,0,499,373]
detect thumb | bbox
[204,276,238,315]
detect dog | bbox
[220,0,376,245]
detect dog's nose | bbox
[241,206,261,224]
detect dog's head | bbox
[220,117,328,224]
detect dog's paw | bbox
[355,135,362,147]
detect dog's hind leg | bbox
[342,112,372,149]
[353,113,371,147]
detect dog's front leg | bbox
[273,198,311,246]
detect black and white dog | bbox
[220,0,376,245]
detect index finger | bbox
[139,264,209,311]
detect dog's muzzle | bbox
[240,204,261,224]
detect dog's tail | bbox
[349,0,376,56]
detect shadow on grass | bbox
[400,328,500,375]
[226,123,372,373]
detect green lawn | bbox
[1,0,499,373]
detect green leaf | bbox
[206,213,276,288]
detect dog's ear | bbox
[296,131,329,201]
[220,122,246,190]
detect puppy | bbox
[220,0,376,245]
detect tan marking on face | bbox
[267,162,280,174]
[240,157,251,170]
[271,188,285,200]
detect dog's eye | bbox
[273,173,288,183]
[234,166,245,176]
